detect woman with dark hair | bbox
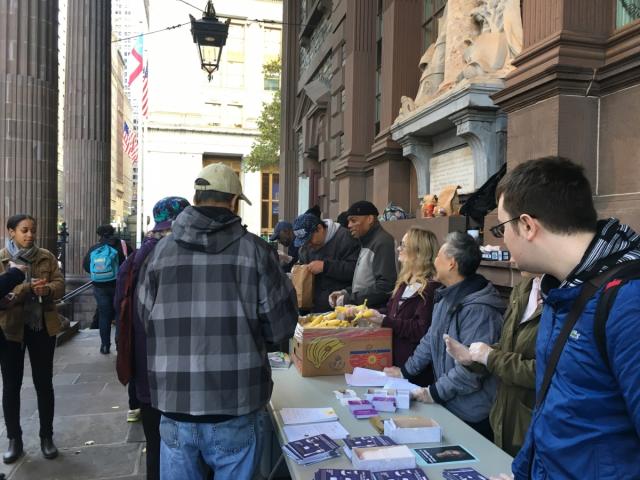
[0,214,65,463]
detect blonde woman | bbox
[365,227,441,386]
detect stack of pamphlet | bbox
[442,467,489,480]
[314,468,429,480]
[268,351,292,369]
[347,400,378,419]
[283,434,342,466]
[342,436,396,460]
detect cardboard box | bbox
[291,322,392,377]
[351,445,416,472]
[384,417,442,444]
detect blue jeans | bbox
[159,411,261,480]
[93,286,116,348]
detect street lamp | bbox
[190,0,230,81]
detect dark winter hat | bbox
[304,205,322,219]
[96,224,115,237]
[152,196,190,232]
[346,201,379,217]
[269,221,293,242]
[292,213,323,247]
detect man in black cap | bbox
[329,201,397,309]
[269,221,298,272]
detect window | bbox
[422,0,446,51]
[224,62,244,88]
[226,105,243,128]
[264,72,279,91]
[225,24,246,63]
[261,171,279,233]
[374,0,383,135]
[616,0,640,29]
[207,102,223,125]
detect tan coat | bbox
[0,248,65,342]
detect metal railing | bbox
[55,280,93,326]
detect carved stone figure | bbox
[459,0,523,81]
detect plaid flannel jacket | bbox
[136,206,298,416]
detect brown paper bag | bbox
[437,185,461,216]
[291,264,314,310]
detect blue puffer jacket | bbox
[513,278,640,479]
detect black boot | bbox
[40,437,58,460]
[3,438,23,464]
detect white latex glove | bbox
[490,474,514,480]
[443,334,473,366]
[469,342,492,366]
[8,261,28,273]
[277,252,293,265]
[383,366,403,378]
[328,290,347,308]
[411,387,434,404]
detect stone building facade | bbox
[280,0,640,229]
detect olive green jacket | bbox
[486,276,541,457]
[0,248,65,342]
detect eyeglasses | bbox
[489,217,520,238]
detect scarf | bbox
[5,239,43,331]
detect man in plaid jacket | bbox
[136,163,298,479]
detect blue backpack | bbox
[89,244,119,282]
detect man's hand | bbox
[307,260,324,275]
[411,387,434,403]
[354,309,384,327]
[328,290,346,308]
[443,334,473,366]
[383,366,403,378]
[7,262,28,274]
[469,342,492,366]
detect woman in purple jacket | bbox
[114,197,189,480]
[363,227,441,387]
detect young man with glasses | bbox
[491,157,640,480]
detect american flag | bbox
[122,121,138,163]
[142,63,149,118]
[129,130,139,163]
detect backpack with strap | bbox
[89,244,120,282]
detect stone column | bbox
[63,0,112,276]
[280,0,300,222]
[397,136,433,197]
[0,0,59,251]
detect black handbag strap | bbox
[536,262,630,408]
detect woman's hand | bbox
[8,261,28,274]
[31,278,50,297]
[383,366,403,378]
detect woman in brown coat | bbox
[0,214,65,463]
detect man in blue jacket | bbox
[492,157,640,479]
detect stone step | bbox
[56,320,80,346]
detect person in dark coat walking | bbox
[294,213,360,312]
[360,227,442,387]
[83,225,132,354]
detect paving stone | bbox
[126,422,146,443]
[19,412,131,451]
[74,372,120,384]
[60,361,117,374]
[52,374,80,386]
[9,444,141,480]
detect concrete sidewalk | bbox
[0,330,146,480]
